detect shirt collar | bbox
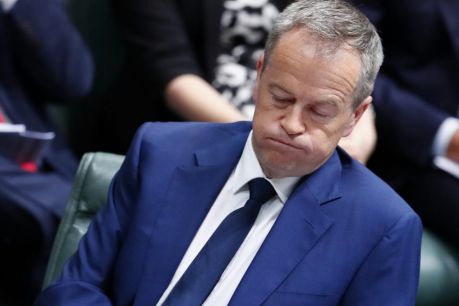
[233,131,301,204]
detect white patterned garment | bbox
[213,0,279,118]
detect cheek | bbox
[303,129,339,157]
[314,120,349,142]
[253,109,280,135]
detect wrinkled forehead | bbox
[281,27,360,61]
[270,27,362,73]
[265,29,363,106]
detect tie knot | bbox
[248,178,276,204]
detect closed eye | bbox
[272,95,294,106]
[268,83,295,107]
[309,103,339,121]
[312,107,331,117]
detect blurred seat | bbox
[41,152,459,306]
[417,230,459,306]
[42,152,123,287]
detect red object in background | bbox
[0,111,38,172]
[20,161,38,173]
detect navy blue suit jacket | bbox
[351,0,459,181]
[37,122,422,306]
[0,0,93,242]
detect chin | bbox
[263,161,303,178]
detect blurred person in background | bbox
[0,0,93,304]
[100,0,376,163]
[350,0,459,247]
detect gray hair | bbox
[264,0,383,107]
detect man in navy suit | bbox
[0,0,93,304]
[36,1,421,305]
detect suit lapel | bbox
[438,1,459,61]
[229,152,342,305]
[134,127,250,305]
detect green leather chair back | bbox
[41,152,459,306]
[42,152,124,287]
[417,230,459,306]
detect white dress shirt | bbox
[432,117,459,157]
[157,132,300,305]
[432,117,459,177]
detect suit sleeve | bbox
[352,0,450,165]
[339,212,423,306]
[112,0,203,91]
[5,0,93,100]
[372,74,448,165]
[34,124,148,306]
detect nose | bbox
[280,105,305,135]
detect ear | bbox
[252,52,265,104]
[342,96,372,137]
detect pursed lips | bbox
[267,137,305,152]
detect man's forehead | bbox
[265,28,362,107]
[276,27,358,59]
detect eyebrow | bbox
[268,82,347,108]
[316,99,340,107]
[268,83,293,95]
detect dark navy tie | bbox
[162,178,276,306]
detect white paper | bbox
[0,123,26,133]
